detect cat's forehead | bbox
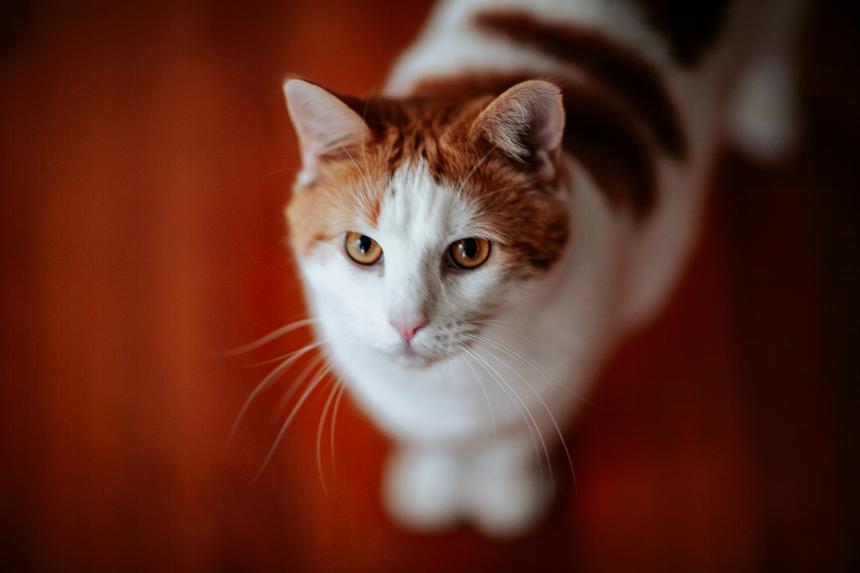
[374,161,476,244]
[347,94,492,183]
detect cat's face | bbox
[284,79,569,367]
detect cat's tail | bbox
[725,0,808,161]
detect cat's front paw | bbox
[463,460,550,538]
[382,448,460,532]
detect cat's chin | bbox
[383,345,445,369]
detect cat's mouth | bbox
[385,341,444,369]
[391,348,434,368]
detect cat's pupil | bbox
[358,235,372,254]
[461,238,478,259]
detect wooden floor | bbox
[1,1,857,571]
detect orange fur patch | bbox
[287,91,570,277]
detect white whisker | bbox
[461,345,551,491]
[472,318,540,331]
[472,338,576,487]
[249,345,320,368]
[274,352,327,418]
[458,352,497,436]
[329,377,347,485]
[471,319,540,343]
[260,166,301,182]
[218,317,323,357]
[316,377,340,493]
[254,361,334,482]
[225,338,329,452]
[468,332,584,401]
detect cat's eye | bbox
[447,237,491,270]
[344,231,383,265]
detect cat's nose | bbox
[388,315,428,342]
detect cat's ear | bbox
[472,80,565,182]
[283,79,372,180]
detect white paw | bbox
[382,448,461,531]
[463,442,551,537]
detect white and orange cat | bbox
[279,0,804,536]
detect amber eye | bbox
[447,237,491,269]
[344,232,383,265]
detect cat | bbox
[279,0,804,537]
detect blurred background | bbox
[0,1,857,571]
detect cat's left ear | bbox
[283,78,372,181]
[471,80,565,183]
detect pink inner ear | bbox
[283,79,372,174]
[473,80,566,182]
[529,91,565,181]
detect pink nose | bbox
[388,315,428,342]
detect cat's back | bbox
[385,0,725,97]
[383,0,793,211]
[385,0,765,161]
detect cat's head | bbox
[283,78,569,367]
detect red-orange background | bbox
[1,1,857,572]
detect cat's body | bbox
[282,0,803,536]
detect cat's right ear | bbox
[471,80,565,183]
[283,79,372,183]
